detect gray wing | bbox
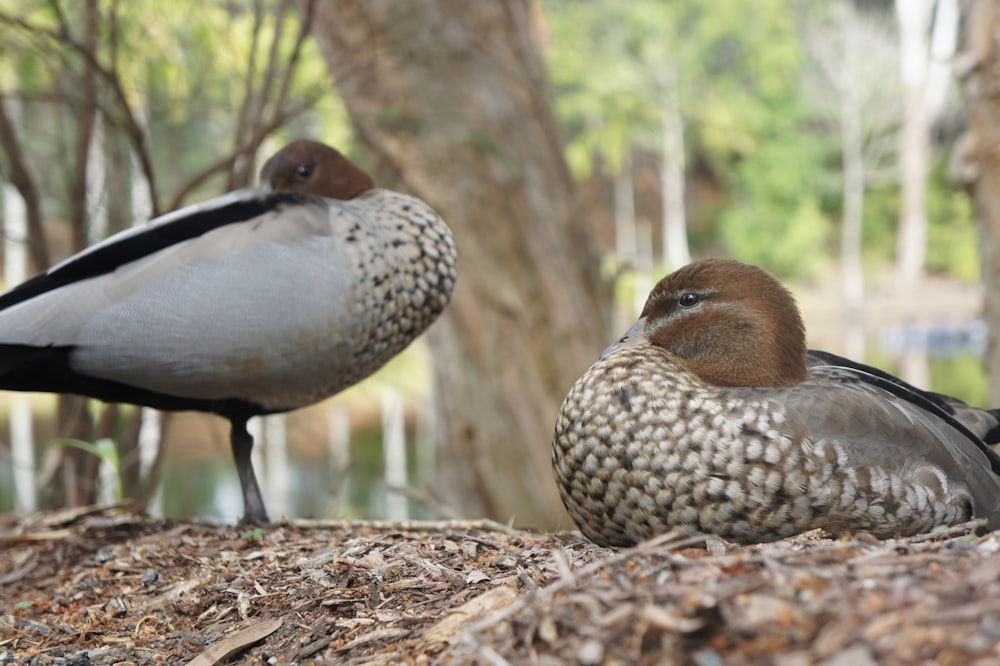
[807,349,1000,445]
[773,363,1000,529]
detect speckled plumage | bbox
[312,187,457,403]
[553,258,1000,546]
[0,140,456,525]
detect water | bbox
[153,422,434,523]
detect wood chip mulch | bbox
[2,504,1000,664]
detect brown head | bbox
[259,139,375,199]
[605,258,809,387]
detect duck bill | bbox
[600,317,648,359]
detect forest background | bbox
[0,0,996,532]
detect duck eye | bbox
[296,165,314,179]
[678,292,700,308]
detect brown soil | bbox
[3,504,1000,664]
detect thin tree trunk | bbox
[381,387,408,520]
[612,160,640,327]
[58,0,101,506]
[660,62,690,270]
[0,94,48,272]
[613,158,636,265]
[69,0,99,254]
[263,414,289,519]
[956,0,1000,402]
[3,184,35,512]
[840,18,866,361]
[894,0,931,293]
[925,0,959,121]
[310,0,610,528]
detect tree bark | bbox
[956,0,1000,402]
[310,0,610,528]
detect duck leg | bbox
[230,418,270,526]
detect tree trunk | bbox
[839,15,866,361]
[3,184,35,512]
[895,0,931,292]
[895,0,932,389]
[956,0,1000,402]
[612,160,640,326]
[58,0,101,506]
[660,61,690,271]
[0,94,48,273]
[310,0,610,528]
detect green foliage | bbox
[860,160,979,282]
[546,0,806,182]
[859,184,899,265]
[0,0,345,218]
[928,353,988,408]
[544,0,982,286]
[926,162,979,282]
[545,0,661,177]
[721,194,831,278]
[545,0,843,274]
[718,122,836,278]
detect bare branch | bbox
[108,0,120,76]
[47,0,70,39]
[226,0,316,191]
[254,0,293,126]
[0,93,49,272]
[166,95,321,212]
[0,8,161,216]
[68,0,100,253]
[229,0,266,188]
[268,0,315,121]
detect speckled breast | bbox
[553,346,973,547]
[337,190,457,391]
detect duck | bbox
[553,257,1000,546]
[0,140,457,526]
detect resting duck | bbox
[553,257,1000,546]
[0,140,457,525]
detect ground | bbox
[2,504,1000,665]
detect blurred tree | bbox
[542,1,701,275]
[895,0,933,293]
[804,3,900,359]
[954,0,1000,402]
[895,0,959,290]
[925,162,977,282]
[310,0,611,528]
[545,0,832,280]
[892,0,959,388]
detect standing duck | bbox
[0,140,457,525]
[553,257,1000,546]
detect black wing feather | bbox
[0,190,317,311]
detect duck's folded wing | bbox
[781,363,1000,529]
[0,189,322,311]
[807,349,1000,446]
[0,189,345,407]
